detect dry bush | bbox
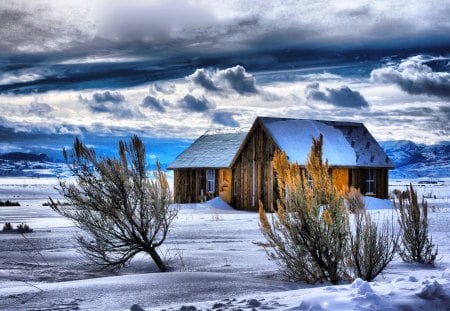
[348,190,399,281]
[49,136,177,272]
[395,184,438,264]
[259,134,351,284]
[259,136,401,284]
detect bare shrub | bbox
[346,187,364,214]
[259,134,351,284]
[2,222,13,231]
[17,223,33,233]
[395,184,438,264]
[348,189,399,281]
[49,136,178,272]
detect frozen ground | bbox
[0,178,449,310]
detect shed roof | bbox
[167,131,247,169]
[259,117,394,168]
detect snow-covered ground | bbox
[0,178,449,310]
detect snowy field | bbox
[0,177,449,310]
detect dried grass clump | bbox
[395,185,437,265]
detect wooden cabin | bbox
[168,131,247,204]
[168,117,394,210]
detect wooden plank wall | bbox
[349,168,389,199]
[173,169,215,203]
[232,124,277,211]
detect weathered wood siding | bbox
[332,168,349,193]
[173,168,219,203]
[232,123,278,211]
[219,169,232,203]
[349,168,389,199]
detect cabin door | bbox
[219,169,232,203]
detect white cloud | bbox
[371,55,450,99]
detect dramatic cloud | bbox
[371,56,450,100]
[188,69,220,92]
[219,66,258,95]
[141,95,167,113]
[80,91,142,119]
[92,91,125,105]
[188,66,258,95]
[305,83,369,108]
[151,83,176,95]
[178,94,215,112]
[28,101,54,117]
[1,2,450,145]
[212,112,240,127]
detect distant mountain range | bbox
[0,141,449,178]
[0,152,52,162]
[0,152,166,178]
[380,140,450,179]
[0,152,66,177]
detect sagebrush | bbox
[348,189,399,281]
[49,136,178,272]
[259,135,400,284]
[395,184,437,264]
[259,134,351,284]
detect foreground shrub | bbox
[395,184,438,264]
[16,223,33,233]
[348,190,399,281]
[2,222,33,233]
[0,200,20,207]
[2,222,13,231]
[259,136,400,284]
[259,135,351,284]
[49,136,178,272]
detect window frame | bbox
[206,169,216,194]
[365,169,376,194]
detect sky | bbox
[0,0,449,161]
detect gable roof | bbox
[258,117,394,168]
[168,117,394,170]
[167,131,247,169]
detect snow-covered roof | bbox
[168,117,394,170]
[168,132,247,169]
[259,117,394,168]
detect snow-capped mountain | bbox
[380,140,450,178]
[0,152,66,177]
[1,141,449,179]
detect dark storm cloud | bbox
[0,1,450,95]
[187,66,258,95]
[92,91,125,105]
[80,91,143,119]
[219,66,258,95]
[212,112,240,127]
[179,94,215,112]
[0,59,198,95]
[305,82,369,108]
[371,56,450,100]
[85,91,126,113]
[188,69,220,91]
[141,95,167,113]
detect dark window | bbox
[365,169,376,194]
[206,169,215,194]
